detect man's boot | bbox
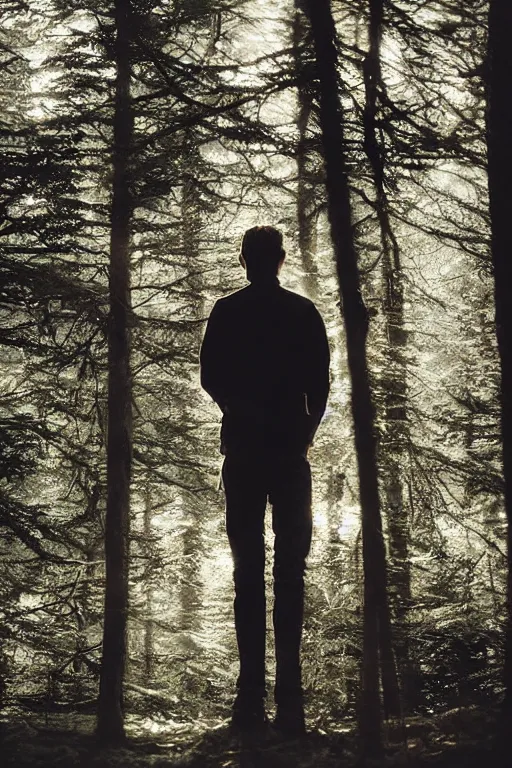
[230,686,268,734]
[273,688,306,737]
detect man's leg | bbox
[222,456,268,726]
[270,456,312,734]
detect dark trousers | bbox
[222,454,312,703]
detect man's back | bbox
[200,226,329,736]
[200,279,330,456]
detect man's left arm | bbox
[304,304,330,443]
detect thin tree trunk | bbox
[143,484,155,681]
[74,485,101,677]
[486,0,512,711]
[96,0,134,743]
[293,0,320,301]
[302,0,395,755]
[363,0,407,717]
[179,133,204,638]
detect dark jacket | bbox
[200,277,330,457]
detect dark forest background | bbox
[1,0,512,765]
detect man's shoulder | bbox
[278,285,316,310]
[215,285,252,306]
[217,284,315,307]
[211,286,251,318]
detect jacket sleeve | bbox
[304,303,330,443]
[200,300,227,411]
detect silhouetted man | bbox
[200,226,330,736]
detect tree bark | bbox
[179,132,204,638]
[293,0,320,301]
[302,0,395,756]
[486,0,512,711]
[96,0,134,744]
[363,0,407,717]
[143,484,155,681]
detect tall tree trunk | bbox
[293,0,320,301]
[363,0,409,715]
[486,0,512,711]
[143,483,155,681]
[179,132,204,639]
[74,484,102,680]
[302,0,397,755]
[96,0,134,743]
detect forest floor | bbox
[1,704,509,768]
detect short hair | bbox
[241,226,285,279]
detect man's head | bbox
[240,226,285,282]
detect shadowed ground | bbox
[1,705,508,768]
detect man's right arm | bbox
[200,301,227,411]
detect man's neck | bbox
[248,275,280,287]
